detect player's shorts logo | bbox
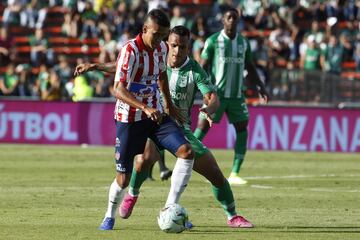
[115,151,121,161]
[115,138,120,147]
[116,163,126,172]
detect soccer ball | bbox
[157,203,188,233]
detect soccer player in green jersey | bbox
[194,6,269,185]
[119,26,254,228]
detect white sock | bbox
[104,178,126,218]
[165,158,194,206]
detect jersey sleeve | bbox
[244,37,253,62]
[194,62,215,96]
[114,44,136,84]
[200,37,214,61]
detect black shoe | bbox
[160,169,172,181]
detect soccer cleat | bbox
[119,193,138,219]
[227,215,254,228]
[228,173,247,185]
[99,217,115,230]
[185,220,193,229]
[160,169,172,181]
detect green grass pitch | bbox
[0,144,359,240]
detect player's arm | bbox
[158,71,186,124]
[200,37,214,71]
[200,91,219,127]
[244,40,269,103]
[74,62,116,76]
[113,48,162,122]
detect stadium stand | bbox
[0,0,359,103]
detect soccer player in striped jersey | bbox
[119,26,254,228]
[76,9,195,231]
[194,6,269,185]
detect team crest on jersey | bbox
[115,151,121,161]
[178,76,188,87]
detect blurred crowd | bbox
[0,0,359,102]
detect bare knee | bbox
[115,173,131,188]
[175,143,194,159]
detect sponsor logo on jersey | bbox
[171,91,187,100]
[129,82,158,98]
[220,57,244,63]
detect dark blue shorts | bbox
[114,115,188,173]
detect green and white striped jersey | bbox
[201,30,252,99]
[167,57,214,126]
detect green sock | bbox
[211,181,237,218]
[231,130,248,174]
[129,168,149,196]
[194,128,206,141]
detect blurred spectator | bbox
[2,0,27,28]
[34,64,50,97]
[99,30,117,63]
[192,33,205,63]
[269,20,293,61]
[0,63,19,96]
[170,6,186,28]
[190,14,209,40]
[61,12,78,37]
[0,27,14,66]
[323,35,344,75]
[299,35,325,71]
[15,63,32,97]
[255,5,281,30]
[72,75,93,101]
[24,0,48,29]
[53,55,72,85]
[29,28,54,67]
[80,1,98,39]
[339,32,354,61]
[41,69,61,101]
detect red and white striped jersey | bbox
[114,34,168,123]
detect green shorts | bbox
[183,127,209,159]
[200,97,249,123]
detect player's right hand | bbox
[74,63,92,76]
[144,107,163,124]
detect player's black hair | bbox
[145,9,170,27]
[222,5,239,17]
[170,25,190,38]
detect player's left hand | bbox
[199,107,214,127]
[259,89,270,104]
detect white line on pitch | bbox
[245,174,360,180]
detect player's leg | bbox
[119,140,160,219]
[186,128,253,227]
[158,150,172,181]
[151,116,194,206]
[99,120,150,230]
[227,98,249,185]
[193,100,226,140]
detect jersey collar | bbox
[221,29,238,40]
[169,57,190,70]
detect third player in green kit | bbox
[194,6,269,185]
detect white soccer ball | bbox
[157,203,188,233]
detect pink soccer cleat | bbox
[119,193,138,219]
[227,215,254,228]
